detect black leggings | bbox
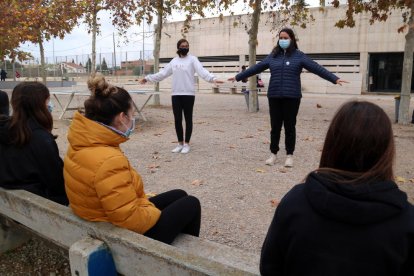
[172,95,195,143]
[145,189,201,244]
[268,98,301,155]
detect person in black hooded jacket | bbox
[0,82,68,205]
[260,100,414,276]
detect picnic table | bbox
[50,90,160,121]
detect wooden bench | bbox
[0,188,260,275]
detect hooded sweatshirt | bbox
[260,172,414,276]
[0,116,68,205]
[64,112,161,234]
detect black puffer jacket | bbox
[260,172,414,276]
[0,116,68,205]
[236,49,339,98]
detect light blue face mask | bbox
[122,116,136,138]
[47,101,54,113]
[279,39,291,49]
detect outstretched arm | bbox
[232,56,270,82]
[193,57,217,83]
[141,62,173,84]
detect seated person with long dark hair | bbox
[64,74,201,244]
[0,82,68,205]
[260,100,414,276]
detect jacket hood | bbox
[67,112,127,150]
[305,172,409,225]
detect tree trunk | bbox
[248,0,261,113]
[152,0,163,106]
[398,1,414,124]
[91,3,97,75]
[319,0,325,7]
[39,33,47,84]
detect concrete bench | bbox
[0,188,260,275]
[212,84,238,94]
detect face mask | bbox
[122,116,136,138]
[47,101,54,113]
[178,48,189,56]
[279,39,291,49]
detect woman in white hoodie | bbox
[141,39,223,154]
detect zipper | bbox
[281,51,286,97]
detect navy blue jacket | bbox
[260,172,414,276]
[236,49,339,98]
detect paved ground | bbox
[1,90,413,275]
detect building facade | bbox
[160,6,411,94]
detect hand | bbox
[139,78,147,84]
[336,79,349,86]
[214,79,225,84]
[228,77,236,82]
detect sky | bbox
[19,0,322,65]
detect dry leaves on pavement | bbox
[270,199,279,207]
[191,179,204,186]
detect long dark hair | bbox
[84,74,132,125]
[271,28,298,57]
[316,101,395,184]
[9,82,53,146]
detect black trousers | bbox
[268,97,301,155]
[172,95,195,143]
[145,189,201,244]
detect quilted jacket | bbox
[236,49,339,98]
[64,112,161,234]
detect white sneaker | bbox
[172,145,183,153]
[265,154,277,166]
[285,155,293,167]
[181,144,190,154]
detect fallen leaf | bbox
[147,164,160,169]
[257,128,265,131]
[213,129,225,132]
[303,136,314,142]
[256,168,266,173]
[229,144,237,149]
[153,151,159,154]
[316,104,322,108]
[153,133,163,136]
[270,199,279,207]
[409,178,414,183]
[279,168,288,173]
[395,176,407,183]
[191,179,204,186]
[244,135,254,138]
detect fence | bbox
[0,50,155,80]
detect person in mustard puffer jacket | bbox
[64,74,201,244]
